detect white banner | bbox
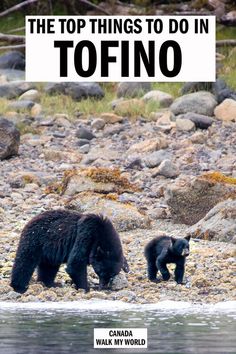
[26,16,215,82]
[94,328,147,348]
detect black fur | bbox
[10,210,129,293]
[144,235,190,284]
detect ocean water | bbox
[0,300,235,354]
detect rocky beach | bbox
[0,61,235,305]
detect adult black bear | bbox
[10,210,129,293]
[144,235,190,284]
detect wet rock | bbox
[214,99,236,122]
[0,118,20,160]
[179,112,215,129]
[176,118,195,132]
[188,199,236,243]
[143,90,174,107]
[75,126,95,140]
[44,82,104,100]
[128,136,168,154]
[166,172,236,225]
[117,82,151,98]
[110,273,129,290]
[66,192,150,231]
[152,159,180,178]
[170,92,217,116]
[0,82,34,99]
[0,51,25,70]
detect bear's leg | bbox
[11,253,39,293]
[37,262,60,287]
[156,256,170,281]
[147,258,158,281]
[66,260,88,291]
[174,259,185,284]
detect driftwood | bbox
[0,0,38,18]
[0,33,25,44]
[216,39,236,47]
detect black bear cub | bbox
[10,210,129,293]
[144,235,190,284]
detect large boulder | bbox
[170,91,217,116]
[65,192,150,231]
[44,82,104,100]
[0,51,25,70]
[0,82,34,99]
[214,99,236,122]
[165,172,236,225]
[117,82,151,98]
[0,118,20,160]
[188,199,236,243]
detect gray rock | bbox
[0,51,25,70]
[176,118,195,131]
[91,118,106,130]
[0,69,25,81]
[144,150,171,168]
[152,159,179,178]
[143,90,174,107]
[44,82,104,100]
[181,82,213,95]
[75,127,95,140]
[0,82,34,99]
[0,117,20,160]
[117,82,151,98]
[110,273,129,290]
[8,100,35,111]
[170,92,217,116]
[188,199,236,243]
[178,112,215,129]
[79,144,90,154]
[76,138,91,146]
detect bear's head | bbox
[92,247,129,289]
[171,235,190,257]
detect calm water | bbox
[0,301,235,354]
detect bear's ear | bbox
[171,237,177,245]
[185,235,191,241]
[122,257,130,273]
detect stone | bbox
[7,100,35,111]
[62,167,137,196]
[144,150,171,168]
[19,89,40,102]
[188,199,236,243]
[165,172,236,225]
[30,103,42,117]
[213,79,236,103]
[0,82,34,99]
[110,273,129,290]
[0,51,25,70]
[117,82,151,98]
[181,82,213,95]
[53,114,72,128]
[143,90,174,107]
[170,92,217,116]
[0,69,25,81]
[91,118,106,130]
[44,82,104,100]
[190,132,206,144]
[114,98,145,116]
[128,137,168,154]
[76,138,90,147]
[152,159,180,178]
[0,118,20,160]
[176,118,195,131]
[100,112,123,124]
[75,126,95,140]
[178,112,215,129]
[65,192,150,231]
[214,99,236,122]
[79,144,90,154]
[220,11,236,26]
[43,149,82,163]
